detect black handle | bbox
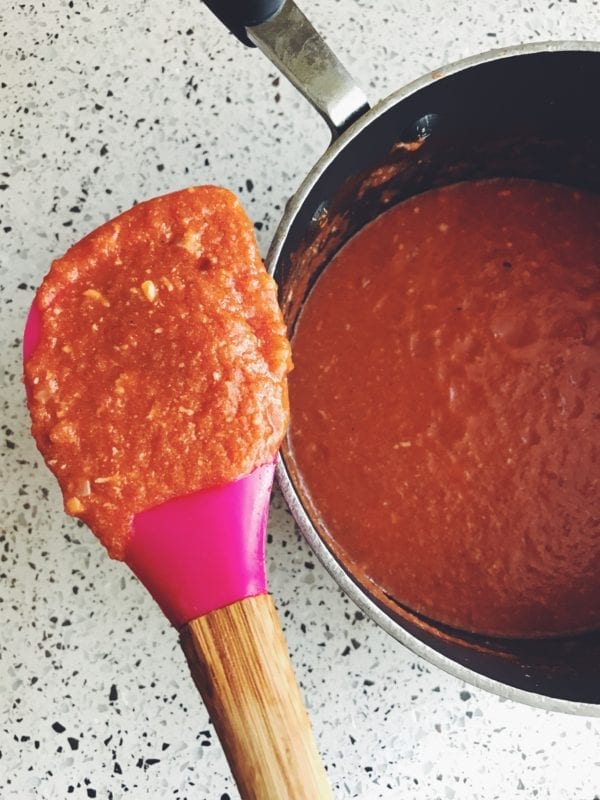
[204,0,284,46]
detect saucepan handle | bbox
[204,0,370,139]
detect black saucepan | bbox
[205,0,600,714]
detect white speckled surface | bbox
[2,1,600,798]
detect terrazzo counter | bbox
[2,1,600,798]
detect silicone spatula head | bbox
[23,186,292,627]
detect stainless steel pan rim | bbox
[268,39,600,717]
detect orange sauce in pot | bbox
[289,178,599,638]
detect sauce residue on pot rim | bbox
[289,178,599,638]
[26,186,292,558]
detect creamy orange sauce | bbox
[290,178,599,637]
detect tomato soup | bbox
[26,187,292,558]
[289,178,599,638]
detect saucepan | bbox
[205,0,600,714]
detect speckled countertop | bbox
[2,1,600,798]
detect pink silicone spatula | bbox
[24,302,332,800]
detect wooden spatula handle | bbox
[180,593,333,800]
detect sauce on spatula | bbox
[25,186,292,559]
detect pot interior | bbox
[273,48,600,708]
